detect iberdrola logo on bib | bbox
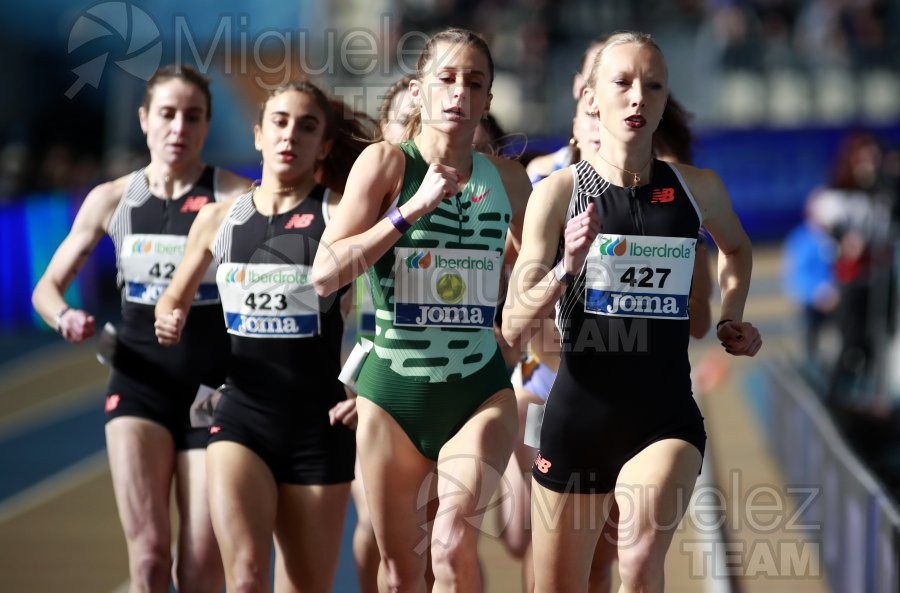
[599,236,627,256]
[132,239,153,254]
[406,251,432,269]
[224,267,245,284]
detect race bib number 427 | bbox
[584,234,696,319]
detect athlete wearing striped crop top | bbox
[503,32,761,593]
[32,66,250,593]
[155,81,372,593]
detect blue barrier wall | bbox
[1,192,115,330]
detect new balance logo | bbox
[471,189,491,203]
[285,213,314,229]
[650,188,675,204]
[534,453,552,474]
[209,425,222,435]
[105,394,121,413]
[180,195,209,212]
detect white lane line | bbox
[0,450,108,524]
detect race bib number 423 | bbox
[393,248,500,329]
[584,234,696,319]
[217,263,320,338]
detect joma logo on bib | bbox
[606,294,681,315]
[236,315,299,334]
[413,305,485,326]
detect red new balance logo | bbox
[285,213,315,229]
[471,189,491,203]
[180,195,209,212]
[650,188,675,204]
[105,394,121,413]
[534,453,552,474]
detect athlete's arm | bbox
[502,169,598,346]
[689,239,713,339]
[491,155,533,354]
[323,189,355,320]
[489,154,531,257]
[154,202,229,346]
[312,142,460,297]
[32,177,125,343]
[681,165,761,356]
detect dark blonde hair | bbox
[584,31,666,91]
[403,28,495,140]
[142,65,212,120]
[257,81,375,193]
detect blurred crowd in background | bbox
[1,0,898,200]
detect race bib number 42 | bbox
[393,247,500,329]
[121,234,218,304]
[217,263,320,338]
[584,234,696,319]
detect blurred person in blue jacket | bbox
[782,192,839,370]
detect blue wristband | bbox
[387,207,410,233]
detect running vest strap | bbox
[212,187,344,400]
[362,140,511,383]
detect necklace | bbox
[596,153,652,187]
[251,180,300,195]
[144,168,172,190]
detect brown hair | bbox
[377,75,414,128]
[403,28,495,140]
[142,65,212,120]
[830,131,881,191]
[654,95,694,164]
[257,81,376,193]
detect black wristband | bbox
[55,305,71,334]
[716,318,733,331]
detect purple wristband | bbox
[387,207,410,233]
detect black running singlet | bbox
[211,186,345,405]
[106,166,229,390]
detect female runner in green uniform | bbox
[313,28,530,593]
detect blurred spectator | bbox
[782,193,839,370]
[816,132,893,405]
[794,0,850,69]
[0,142,30,202]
